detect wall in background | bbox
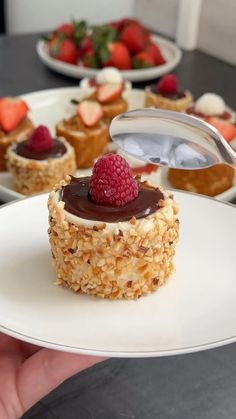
[5,0,135,34]
[197,0,236,66]
[134,0,179,39]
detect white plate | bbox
[36,34,182,82]
[0,192,236,357]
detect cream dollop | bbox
[195,93,226,116]
[96,67,123,84]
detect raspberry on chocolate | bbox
[158,74,177,94]
[89,153,138,206]
[27,125,53,152]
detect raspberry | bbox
[89,154,138,207]
[158,74,177,94]
[27,125,53,152]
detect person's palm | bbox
[0,333,105,419]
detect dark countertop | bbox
[1,33,236,419]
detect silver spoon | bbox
[109,108,236,170]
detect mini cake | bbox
[145,74,193,112]
[7,125,76,195]
[79,67,132,95]
[56,100,109,168]
[48,154,179,300]
[186,93,234,122]
[168,164,235,197]
[0,97,34,171]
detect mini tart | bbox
[48,176,179,300]
[6,137,76,196]
[56,115,109,168]
[168,164,235,197]
[0,117,34,171]
[87,92,128,123]
[145,87,193,112]
[186,105,234,122]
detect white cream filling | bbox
[195,93,226,116]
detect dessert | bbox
[186,93,234,122]
[145,74,193,112]
[48,154,179,300]
[56,100,109,168]
[6,125,76,195]
[95,82,129,122]
[79,67,132,95]
[0,97,34,171]
[168,164,235,197]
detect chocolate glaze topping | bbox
[61,177,164,223]
[14,139,67,160]
[150,84,185,99]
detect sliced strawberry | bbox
[96,83,122,104]
[104,42,131,70]
[132,51,154,69]
[0,98,28,133]
[206,118,236,143]
[132,163,158,175]
[145,42,165,66]
[158,74,177,94]
[55,23,74,38]
[120,23,144,54]
[49,37,78,64]
[77,101,103,127]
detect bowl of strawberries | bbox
[36,18,182,81]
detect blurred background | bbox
[1,0,235,65]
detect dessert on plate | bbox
[0,97,34,171]
[168,164,235,197]
[145,74,193,112]
[79,67,132,95]
[56,100,109,168]
[6,125,76,195]
[186,93,234,122]
[48,153,179,300]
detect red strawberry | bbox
[0,98,28,133]
[206,118,236,143]
[132,163,158,175]
[49,37,78,64]
[55,23,74,38]
[143,29,152,42]
[89,153,138,206]
[78,36,94,58]
[81,49,99,68]
[158,74,177,94]
[104,42,131,70]
[118,18,142,32]
[96,83,122,104]
[145,42,166,66]
[77,101,103,127]
[120,23,144,54]
[27,125,53,152]
[132,51,154,69]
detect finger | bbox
[18,349,107,412]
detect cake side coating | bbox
[48,177,179,300]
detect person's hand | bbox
[0,332,106,419]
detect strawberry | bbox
[158,74,177,94]
[206,118,236,143]
[132,163,158,175]
[81,49,99,68]
[120,23,144,54]
[0,98,28,133]
[55,23,74,38]
[132,51,154,69]
[118,18,142,32]
[49,37,78,64]
[78,35,94,58]
[77,101,103,127]
[145,42,166,65]
[96,83,122,104]
[104,42,131,70]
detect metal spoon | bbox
[109,108,236,170]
